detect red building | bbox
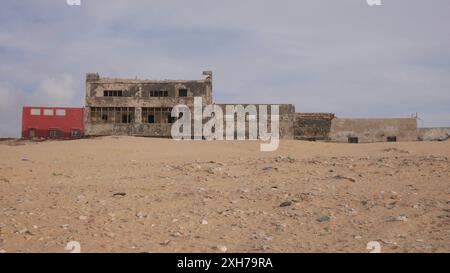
[22,106,84,139]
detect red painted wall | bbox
[22,106,84,139]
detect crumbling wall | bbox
[214,104,295,139]
[418,127,450,141]
[330,118,418,143]
[293,113,335,141]
[85,72,212,137]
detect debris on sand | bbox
[214,245,228,253]
[160,240,170,246]
[279,201,293,207]
[333,175,356,182]
[112,192,126,197]
[263,166,278,171]
[386,215,408,222]
[317,215,331,222]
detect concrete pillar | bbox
[135,107,142,124]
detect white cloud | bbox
[0,74,80,137]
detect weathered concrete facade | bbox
[293,113,335,141]
[330,118,418,143]
[215,104,296,139]
[85,72,212,136]
[84,71,427,143]
[418,127,450,141]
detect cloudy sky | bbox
[1,0,449,137]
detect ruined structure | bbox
[85,72,212,136]
[418,127,450,141]
[294,113,335,141]
[329,118,418,143]
[80,71,425,142]
[214,104,296,139]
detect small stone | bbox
[386,215,408,222]
[354,235,362,239]
[105,232,115,238]
[279,201,292,207]
[136,212,146,219]
[216,245,227,252]
[112,192,126,197]
[261,245,270,251]
[61,224,69,229]
[201,219,208,225]
[160,240,170,246]
[317,215,331,222]
[17,228,28,234]
[273,222,286,232]
[76,194,85,200]
[79,215,88,220]
[333,175,356,182]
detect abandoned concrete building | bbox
[82,71,429,143]
[85,71,212,136]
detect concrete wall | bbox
[418,127,450,141]
[215,104,296,139]
[330,118,418,143]
[293,113,335,141]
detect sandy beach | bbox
[0,137,448,253]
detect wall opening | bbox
[90,107,135,124]
[28,128,36,138]
[49,129,61,139]
[71,129,82,138]
[348,137,359,143]
[387,136,397,142]
[178,89,188,97]
[104,90,123,97]
[143,90,168,97]
[142,107,172,124]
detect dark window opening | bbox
[49,129,60,139]
[104,90,123,97]
[167,114,177,123]
[90,107,135,124]
[145,90,168,97]
[28,128,36,138]
[142,107,172,124]
[71,129,81,138]
[387,136,397,142]
[178,89,188,97]
[348,137,359,143]
[122,113,129,123]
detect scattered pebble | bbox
[387,215,408,222]
[317,215,331,222]
[279,201,292,207]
